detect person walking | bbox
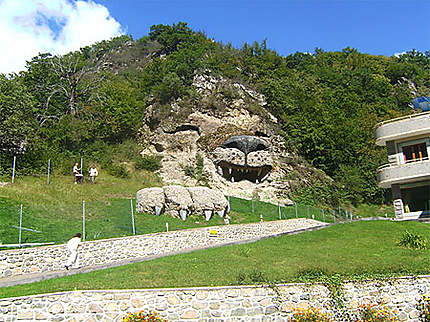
[65,233,81,270]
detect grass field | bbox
[0,174,337,246]
[1,220,430,299]
[0,173,394,246]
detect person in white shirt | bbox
[72,163,83,184]
[89,165,98,183]
[65,233,81,270]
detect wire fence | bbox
[1,196,354,249]
[227,196,354,224]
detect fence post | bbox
[166,222,169,232]
[47,159,51,185]
[11,156,16,184]
[82,200,86,242]
[252,198,254,216]
[18,204,23,247]
[295,203,298,218]
[130,199,136,235]
[307,206,310,218]
[278,202,282,220]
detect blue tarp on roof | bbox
[412,96,430,111]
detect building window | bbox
[401,142,428,163]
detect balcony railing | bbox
[377,159,430,188]
[375,112,430,146]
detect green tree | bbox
[0,75,36,168]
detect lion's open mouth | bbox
[217,161,271,183]
[212,135,272,183]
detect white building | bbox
[375,112,430,219]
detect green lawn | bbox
[2,220,430,299]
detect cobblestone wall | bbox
[1,276,429,321]
[0,219,326,280]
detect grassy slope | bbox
[0,174,313,246]
[2,220,430,299]
[0,173,160,244]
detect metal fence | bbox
[1,196,354,249]
[227,196,354,224]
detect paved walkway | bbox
[0,218,331,288]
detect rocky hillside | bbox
[139,73,330,205]
[1,22,429,207]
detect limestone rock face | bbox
[138,73,329,207]
[136,185,229,220]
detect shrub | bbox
[123,310,168,321]
[355,304,398,321]
[135,155,162,172]
[106,163,130,178]
[397,231,427,250]
[236,269,267,285]
[291,307,332,321]
[182,153,208,185]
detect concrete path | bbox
[0,219,331,288]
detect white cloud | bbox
[0,0,124,74]
[393,51,407,58]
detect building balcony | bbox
[377,159,430,188]
[375,112,430,146]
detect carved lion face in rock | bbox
[212,135,273,184]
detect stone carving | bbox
[188,187,228,218]
[213,135,272,184]
[138,73,330,206]
[136,185,228,220]
[136,187,164,214]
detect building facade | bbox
[375,112,430,219]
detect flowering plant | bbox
[291,307,333,321]
[123,310,168,322]
[417,295,430,321]
[355,304,397,322]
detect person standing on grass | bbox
[89,165,98,183]
[65,233,81,270]
[73,162,82,184]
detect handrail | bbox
[375,111,430,128]
[377,157,430,170]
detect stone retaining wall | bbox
[0,219,326,280]
[1,276,429,321]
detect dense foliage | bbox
[1,22,429,206]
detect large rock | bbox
[188,187,228,216]
[163,185,193,218]
[136,187,164,214]
[136,185,229,220]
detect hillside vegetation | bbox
[1,22,430,207]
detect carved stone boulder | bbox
[136,187,164,214]
[163,185,193,219]
[136,185,229,221]
[188,187,228,219]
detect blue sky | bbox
[0,0,428,74]
[98,0,430,56]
